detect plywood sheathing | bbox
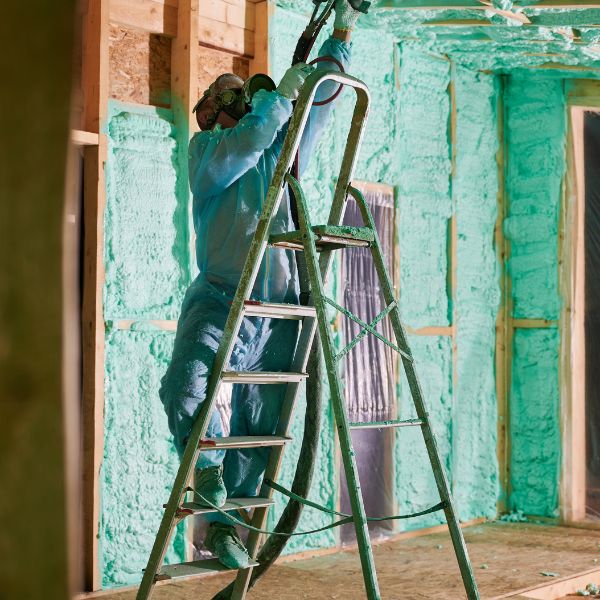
[110,0,257,57]
[197,44,249,99]
[109,24,171,106]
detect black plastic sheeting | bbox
[339,186,397,542]
[585,111,600,520]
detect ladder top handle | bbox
[296,70,371,112]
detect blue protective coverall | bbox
[159,37,351,513]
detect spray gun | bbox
[292,0,370,66]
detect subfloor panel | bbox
[84,522,600,599]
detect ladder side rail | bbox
[291,176,381,600]
[138,71,353,600]
[348,186,480,600]
[231,73,372,600]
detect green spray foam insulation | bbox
[101,328,185,587]
[101,102,189,587]
[104,102,188,321]
[504,75,566,320]
[509,328,561,517]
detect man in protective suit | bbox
[159,0,362,569]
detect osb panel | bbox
[109,24,171,107]
[197,44,249,99]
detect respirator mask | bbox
[193,73,276,129]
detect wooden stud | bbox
[495,75,511,515]
[448,62,460,499]
[250,0,271,75]
[560,105,587,524]
[171,0,199,559]
[81,0,109,590]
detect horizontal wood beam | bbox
[71,129,99,146]
[110,0,177,36]
[110,0,255,56]
[405,325,454,336]
[199,15,254,56]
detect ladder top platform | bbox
[269,225,374,251]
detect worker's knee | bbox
[159,347,216,416]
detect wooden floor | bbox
[87,522,600,600]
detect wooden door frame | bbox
[561,86,600,524]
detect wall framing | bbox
[78,0,269,590]
[80,0,109,589]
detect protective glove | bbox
[334,0,361,31]
[276,63,316,101]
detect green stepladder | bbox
[136,69,480,600]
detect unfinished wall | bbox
[504,74,566,517]
[97,0,579,587]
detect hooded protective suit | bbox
[159,37,351,514]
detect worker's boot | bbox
[205,522,250,569]
[194,465,227,508]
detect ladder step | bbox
[243,300,316,319]
[176,497,274,516]
[221,371,308,384]
[349,418,424,430]
[155,558,259,581]
[199,435,291,449]
[269,225,374,251]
